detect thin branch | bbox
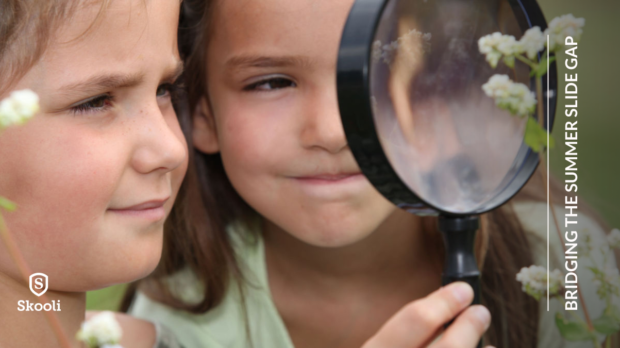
[0,211,72,348]
[515,54,537,69]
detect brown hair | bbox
[0,0,116,96]
[1,1,65,95]
[120,1,608,347]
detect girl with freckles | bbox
[122,1,611,348]
[0,0,189,346]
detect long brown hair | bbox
[120,1,607,347]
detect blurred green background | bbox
[86,0,620,311]
[541,0,620,228]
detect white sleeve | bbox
[153,322,185,348]
[513,201,617,348]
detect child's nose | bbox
[130,104,187,175]
[300,86,348,154]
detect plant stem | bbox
[0,211,72,348]
[535,77,595,332]
[516,54,537,69]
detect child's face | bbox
[197,0,398,247]
[0,0,187,291]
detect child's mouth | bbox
[294,173,364,184]
[107,197,169,221]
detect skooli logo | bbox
[29,273,48,296]
[18,273,61,312]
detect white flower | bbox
[482,74,536,117]
[482,74,512,98]
[545,14,585,52]
[478,33,505,55]
[485,51,502,68]
[607,228,620,248]
[496,35,520,56]
[76,311,123,348]
[516,265,563,300]
[478,32,520,68]
[519,27,546,59]
[0,89,39,129]
[593,264,620,299]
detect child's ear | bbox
[192,97,220,154]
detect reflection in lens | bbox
[370,0,532,213]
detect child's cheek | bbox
[220,111,269,172]
[223,99,296,167]
[0,117,126,283]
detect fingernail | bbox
[472,305,491,329]
[450,282,473,305]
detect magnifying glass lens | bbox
[370,0,534,213]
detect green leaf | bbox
[589,267,604,276]
[593,313,620,335]
[524,116,554,152]
[555,313,594,341]
[0,196,16,211]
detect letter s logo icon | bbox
[29,273,48,297]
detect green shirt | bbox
[131,220,294,348]
[130,202,616,348]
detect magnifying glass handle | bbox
[438,215,482,348]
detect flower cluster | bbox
[76,311,123,348]
[593,265,620,300]
[516,265,563,301]
[478,14,584,68]
[519,27,546,60]
[477,32,520,68]
[0,89,39,129]
[482,74,536,117]
[547,14,585,52]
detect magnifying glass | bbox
[337,0,556,344]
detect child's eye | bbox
[244,77,297,92]
[71,94,113,115]
[157,83,173,98]
[157,83,182,104]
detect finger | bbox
[432,305,491,348]
[362,282,474,348]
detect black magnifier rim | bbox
[337,0,557,216]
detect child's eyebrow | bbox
[58,60,183,97]
[59,72,146,96]
[225,55,313,72]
